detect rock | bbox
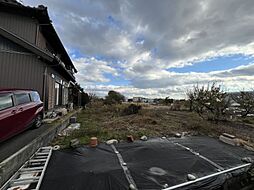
[106,139,118,145]
[174,133,181,138]
[162,136,167,139]
[70,138,80,148]
[129,184,136,190]
[140,135,148,141]
[187,174,197,181]
[163,184,168,188]
[69,123,81,130]
[127,135,134,142]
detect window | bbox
[15,93,31,105]
[55,82,61,106]
[30,91,41,102]
[0,94,13,111]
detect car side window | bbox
[30,91,41,102]
[15,93,31,105]
[0,94,13,111]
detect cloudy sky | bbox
[24,0,254,99]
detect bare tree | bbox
[187,82,230,121]
[231,91,254,118]
[88,92,97,101]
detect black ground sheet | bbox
[40,136,254,190]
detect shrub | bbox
[104,90,125,105]
[122,104,142,115]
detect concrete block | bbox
[219,135,237,146]
[222,133,235,139]
[43,117,59,124]
[0,108,82,187]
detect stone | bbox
[69,123,81,130]
[129,184,136,190]
[187,174,197,181]
[219,135,237,146]
[140,135,148,141]
[106,139,118,145]
[174,133,181,138]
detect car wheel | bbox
[34,114,42,128]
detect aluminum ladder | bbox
[1,146,52,190]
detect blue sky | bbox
[170,54,254,73]
[23,0,254,98]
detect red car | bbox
[0,89,44,142]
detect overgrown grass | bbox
[52,103,254,148]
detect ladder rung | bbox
[11,177,40,184]
[40,147,51,150]
[1,147,52,190]
[19,169,42,174]
[29,159,47,162]
[33,156,48,159]
[36,152,49,156]
[21,167,44,171]
[10,179,39,186]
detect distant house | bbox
[0,0,80,111]
[133,97,154,103]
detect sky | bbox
[23,0,254,99]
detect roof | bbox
[0,88,37,93]
[0,0,77,73]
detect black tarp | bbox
[40,136,254,190]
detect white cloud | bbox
[73,57,118,83]
[23,0,254,98]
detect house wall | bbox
[0,11,75,111]
[0,12,37,44]
[46,67,70,110]
[0,51,46,97]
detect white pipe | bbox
[162,163,251,190]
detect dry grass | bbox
[52,102,254,148]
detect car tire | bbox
[34,114,43,128]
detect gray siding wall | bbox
[0,51,46,97]
[0,12,37,44]
[0,35,29,53]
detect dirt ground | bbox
[52,102,254,148]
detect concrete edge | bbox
[0,108,82,186]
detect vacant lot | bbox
[52,102,254,148]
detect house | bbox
[0,0,80,112]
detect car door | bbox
[14,92,34,131]
[0,93,19,141]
